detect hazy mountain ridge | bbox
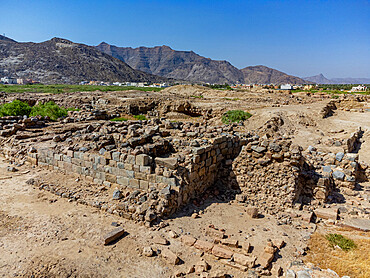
[0,37,166,84]
[96,43,314,85]
[241,65,311,85]
[304,74,370,84]
[96,43,245,84]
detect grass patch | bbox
[325,233,357,251]
[222,110,251,124]
[305,232,370,278]
[190,95,203,99]
[110,117,128,122]
[133,114,147,121]
[0,84,164,94]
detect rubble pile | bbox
[0,116,47,137]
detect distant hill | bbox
[96,43,245,84]
[0,35,16,43]
[241,65,311,85]
[304,74,370,84]
[303,74,333,84]
[0,37,166,84]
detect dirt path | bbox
[0,159,168,278]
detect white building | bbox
[280,84,293,90]
[1,77,17,84]
[350,85,367,92]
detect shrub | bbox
[222,110,251,124]
[0,100,32,117]
[110,117,128,122]
[30,101,68,121]
[133,114,147,121]
[325,233,357,251]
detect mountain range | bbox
[95,43,245,84]
[1,35,368,85]
[96,43,310,85]
[0,37,166,84]
[304,74,370,84]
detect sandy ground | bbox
[0,158,317,278]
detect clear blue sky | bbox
[1,0,369,78]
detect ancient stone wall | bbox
[24,123,245,224]
[231,137,307,214]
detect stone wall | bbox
[231,137,307,214]
[26,129,245,224]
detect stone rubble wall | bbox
[26,132,245,224]
[231,137,307,214]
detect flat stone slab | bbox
[314,208,338,221]
[339,218,370,232]
[103,226,125,245]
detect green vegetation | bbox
[133,114,147,121]
[0,99,32,117]
[29,101,68,121]
[325,233,357,251]
[190,95,204,98]
[0,99,71,121]
[222,110,251,124]
[205,83,232,90]
[224,97,240,101]
[110,117,128,122]
[67,107,81,112]
[0,84,164,94]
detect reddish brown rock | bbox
[194,240,214,253]
[102,226,125,245]
[180,235,197,246]
[161,248,180,265]
[211,245,233,259]
[233,253,256,268]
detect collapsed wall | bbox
[7,119,246,225]
[231,137,308,214]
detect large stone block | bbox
[155,157,178,169]
[136,154,151,166]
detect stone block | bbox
[161,248,180,265]
[233,253,256,268]
[128,178,140,189]
[194,240,214,253]
[314,208,338,220]
[155,157,178,169]
[136,154,151,166]
[112,151,121,162]
[117,176,129,186]
[221,238,238,248]
[180,235,197,246]
[139,180,149,190]
[102,227,125,245]
[211,245,233,259]
[257,252,274,269]
[106,173,117,184]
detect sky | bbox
[1,0,369,78]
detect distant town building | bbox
[350,85,367,92]
[304,84,314,90]
[280,84,293,90]
[1,77,17,84]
